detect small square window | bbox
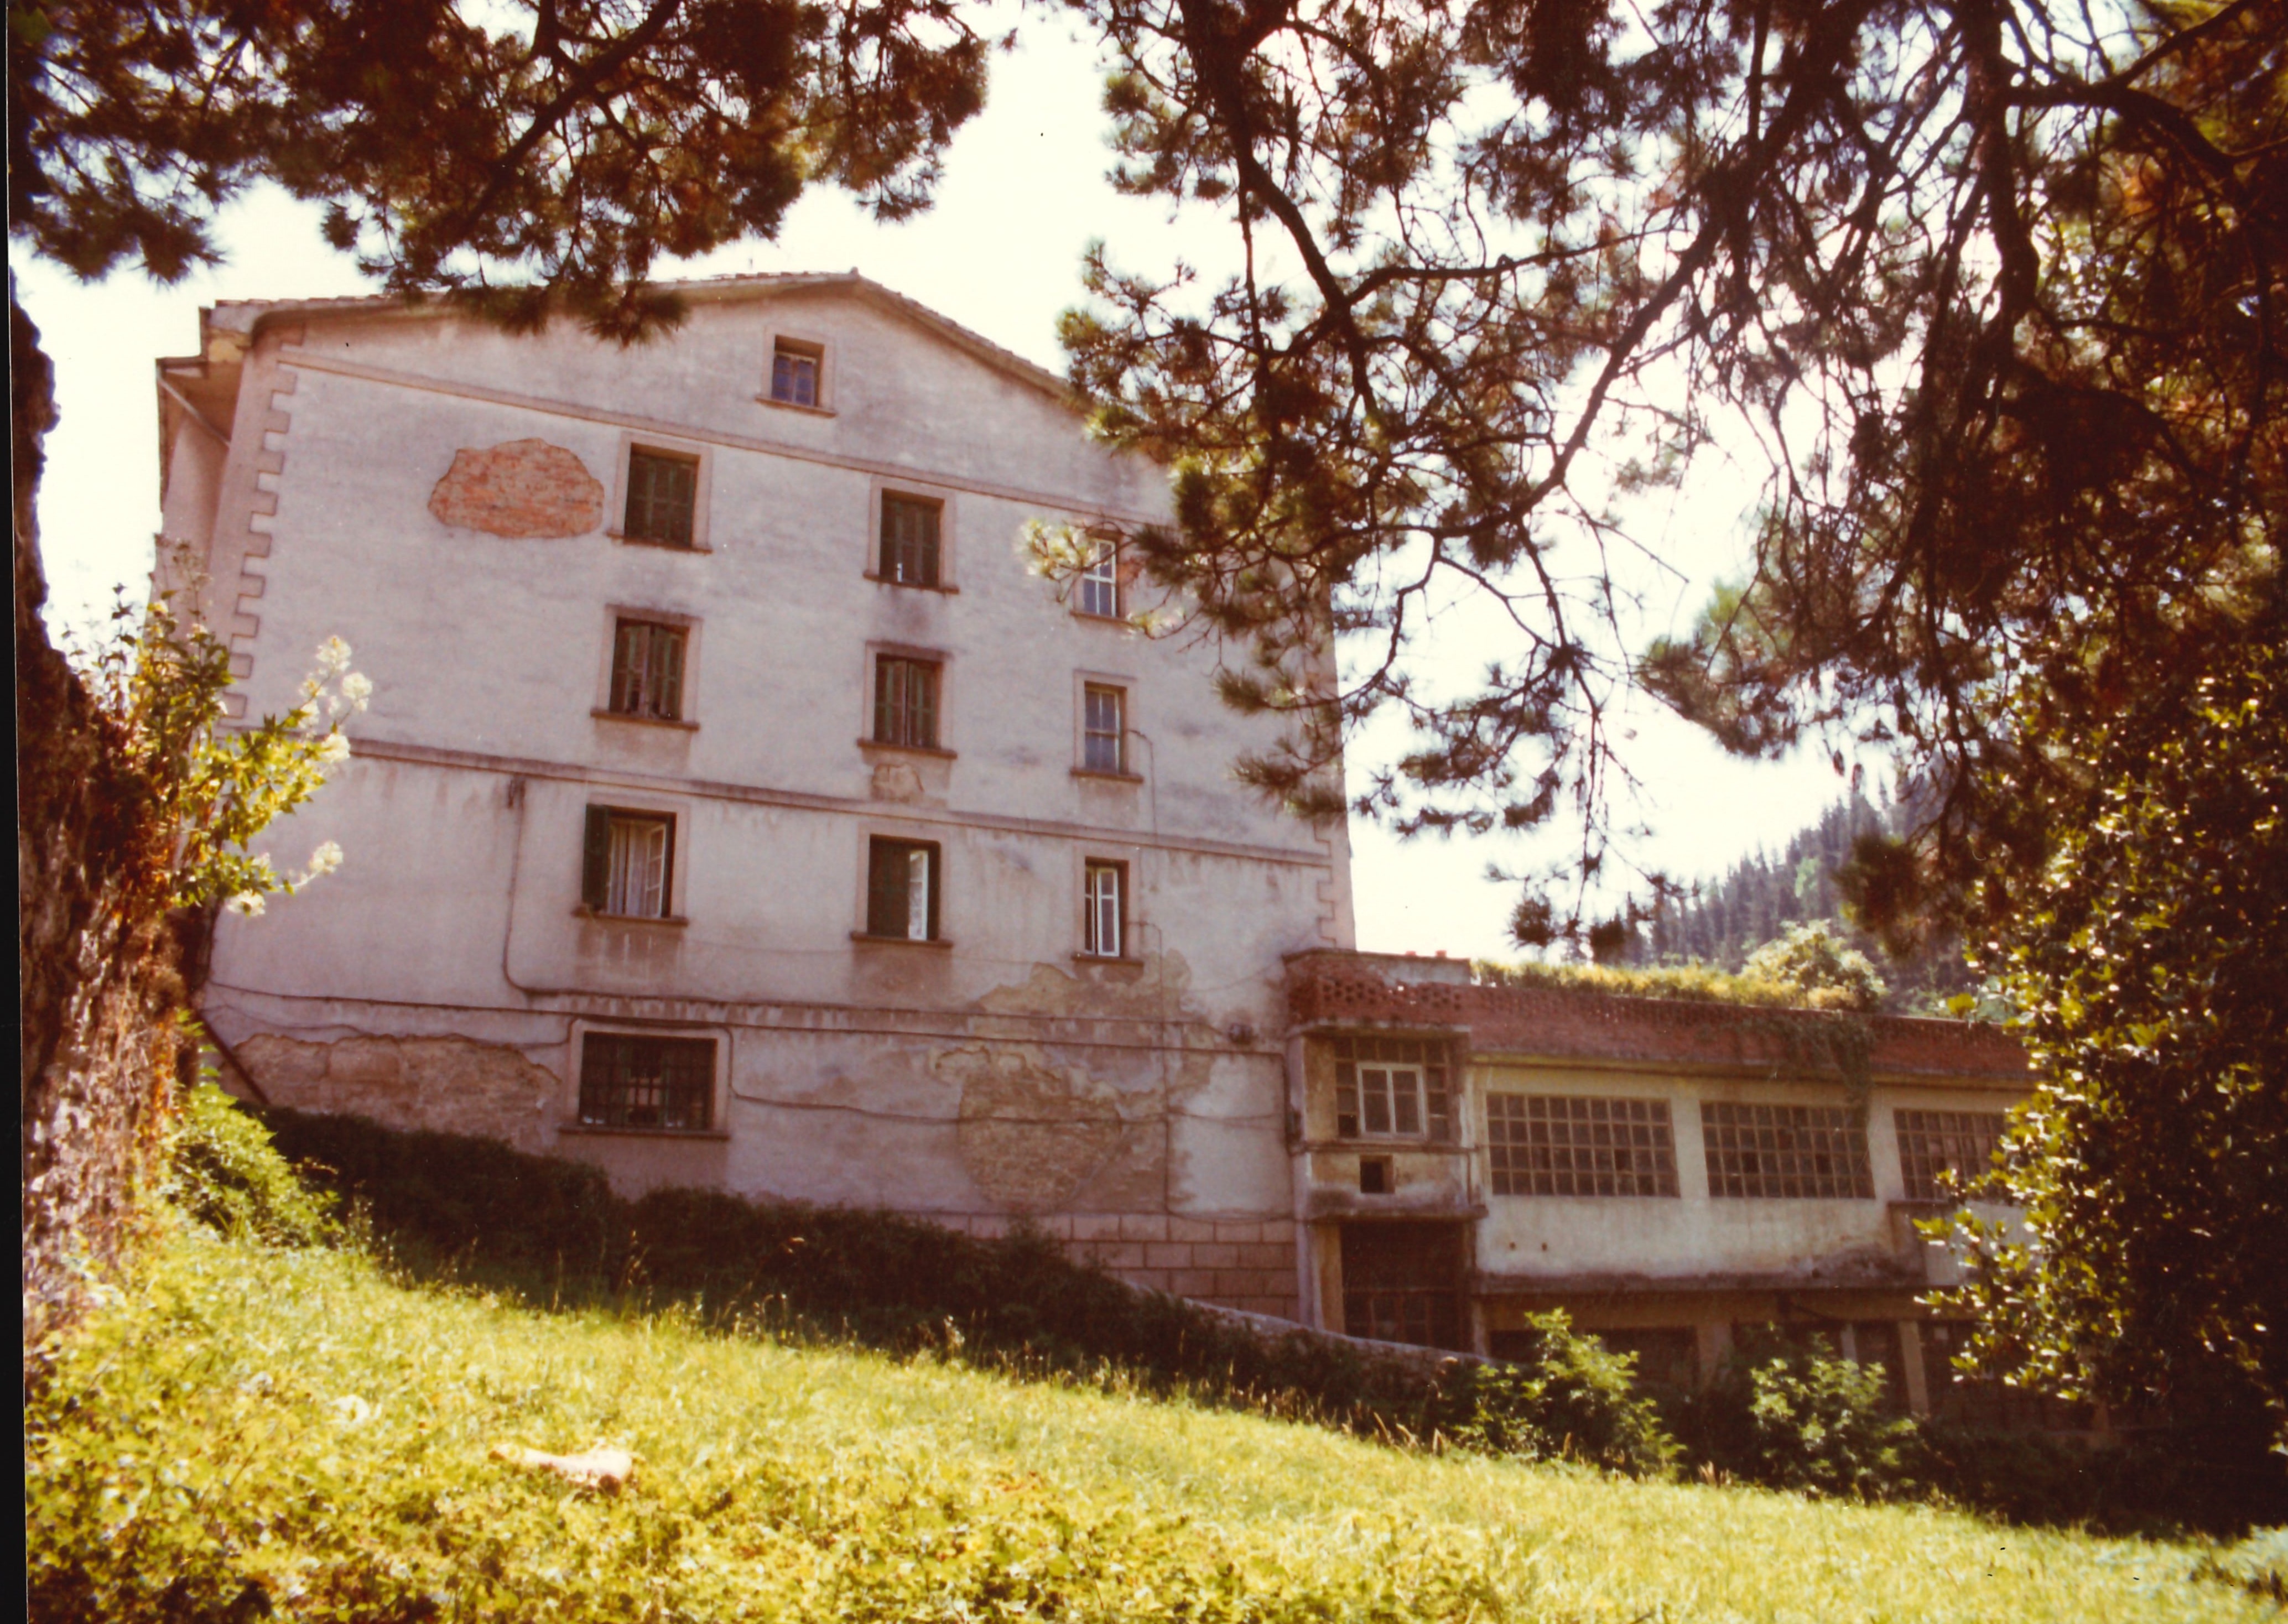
[1083,860,1125,958]
[880,495,942,586]
[1078,540,1120,618]
[1083,684,1125,773]
[583,806,674,918]
[867,837,940,941]
[771,339,821,407]
[623,448,699,548]
[579,1033,714,1131]
[873,655,940,748]
[1359,1156,1392,1195]
[609,619,687,721]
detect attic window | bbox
[771,338,823,407]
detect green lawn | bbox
[27,1226,2270,1622]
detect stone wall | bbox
[939,1210,1301,1320]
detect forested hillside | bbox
[1628,793,1980,1014]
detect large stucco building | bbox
[162,274,2029,1410]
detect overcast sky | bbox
[14,19,1849,960]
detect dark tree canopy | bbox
[8,0,990,335]
[1047,0,2283,923]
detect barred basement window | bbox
[579,1033,714,1130]
[581,807,674,919]
[623,448,698,546]
[1895,1109,2009,1200]
[866,837,940,941]
[880,493,942,586]
[771,338,821,407]
[1331,1035,1451,1141]
[1486,1094,1679,1197]
[1078,540,1120,617]
[1082,684,1125,772]
[1702,1101,1874,1199]
[609,618,687,720]
[873,655,940,748]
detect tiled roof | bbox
[1285,950,2029,1081]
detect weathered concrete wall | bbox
[178,276,1335,1325]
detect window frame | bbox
[1894,1107,2010,1201]
[570,1026,724,1134]
[1701,1100,1876,1200]
[608,433,713,552]
[869,649,946,752]
[1485,1092,1682,1198]
[1329,1035,1453,1143]
[580,804,680,921]
[603,614,691,723]
[1077,538,1122,618]
[1081,858,1127,959]
[871,488,951,591]
[764,332,829,412]
[1081,683,1126,774]
[861,835,945,944]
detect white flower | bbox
[305,841,344,878]
[340,672,373,710]
[315,637,352,676]
[225,892,267,917]
[316,733,352,765]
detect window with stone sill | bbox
[1078,539,1120,618]
[608,618,687,721]
[1332,1035,1452,1141]
[771,337,823,407]
[866,837,940,941]
[581,806,674,919]
[880,493,942,586]
[873,655,940,749]
[579,1032,714,1131]
[1082,683,1125,773]
[622,447,699,547]
[1083,860,1125,958]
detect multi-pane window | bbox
[1895,1109,2009,1200]
[579,1033,714,1131]
[623,448,698,547]
[1083,684,1125,772]
[770,339,821,407]
[1702,1102,1874,1199]
[1332,1035,1452,1141]
[873,655,940,748]
[1341,1222,1464,1350]
[608,618,687,721]
[1083,860,1124,958]
[1486,1094,1680,1197]
[581,807,674,919]
[880,494,942,586]
[1078,540,1120,617]
[866,837,940,941]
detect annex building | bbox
[160,273,2030,1413]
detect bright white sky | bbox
[15,19,1849,960]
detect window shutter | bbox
[922,845,940,941]
[582,806,612,910]
[655,815,675,918]
[866,840,904,936]
[873,656,895,742]
[658,629,684,720]
[917,503,940,586]
[913,664,937,747]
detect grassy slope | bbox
[28,1226,2265,1624]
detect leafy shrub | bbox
[1741,922,1888,1012]
[165,1079,336,1247]
[1686,1343,1919,1500]
[1428,1312,1676,1474]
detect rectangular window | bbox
[1340,1221,1464,1350]
[770,339,821,407]
[1078,540,1120,617]
[872,655,940,748]
[880,494,942,586]
[1486,1094,1680,1197]
[866,837,940,941]
[609,618,687,721]
[1702,1101,1874,1199]
[579,1033,714,1131]
[1082,684,1125,773]
[1083,860,1125,957]
[581,806,674,918]
[1895,1109,2009,1200]
[623,448,698,547]
[1330,1035,1451,1142]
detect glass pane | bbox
[906,847,930,940]
[1362,1069,1392,1134]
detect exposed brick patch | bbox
[1286,950,2030,1079]
[427,439,604,538]
[236,1032,559,1153]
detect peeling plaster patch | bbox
[938,1044,1120,1212]
[869,760,925,802]
[428,440,603,538]
[236,1032,559,1151]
